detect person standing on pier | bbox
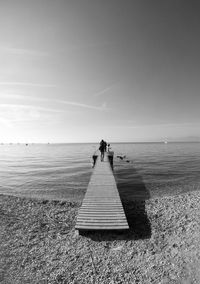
[104,141,107,152]
[99,139,106,161]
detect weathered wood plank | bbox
[77,225,129,230]
[77,216,126,220]
[78,207,125,212]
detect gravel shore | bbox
[0,191,200,284]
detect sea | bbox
[0,142,200,201]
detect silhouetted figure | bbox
[99,139,106,161]
[107,143,111,152]
[104,141,107,152]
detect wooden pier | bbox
[75,152,129,232]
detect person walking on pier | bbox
[99,139,106,161]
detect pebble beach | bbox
[1,190,200,284]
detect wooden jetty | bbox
[75,152,129,232]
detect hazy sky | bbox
[1,0,200,142]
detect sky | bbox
[0,0,200,143]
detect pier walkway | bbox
[75,153,129,232]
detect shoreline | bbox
[1,190,200,283]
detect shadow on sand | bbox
[80,167,151,242]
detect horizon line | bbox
[1,140,200,145]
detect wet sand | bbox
[0,191,200,283]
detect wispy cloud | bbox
[0,103,63,128]
[94,84,116,97]
[56,99,108,111]
[0,103,62,113]
[1,94,109,111]
[0,46,49,57]
[0,82,56,88]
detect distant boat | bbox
[164,141,168,144]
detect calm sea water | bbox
[0,143,200,201]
